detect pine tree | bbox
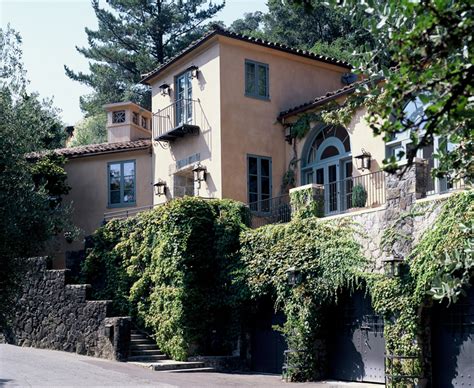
[65,0,224,115]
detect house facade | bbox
[35,102,154,268]
[25,26,471,385]
[141,27,353,205]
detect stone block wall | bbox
[6,257,130,361]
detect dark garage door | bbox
[251,300,287,374]
[432,286,474,387]
[328,290,385,383]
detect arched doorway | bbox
[302,125,352,215]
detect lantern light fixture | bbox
[192,162,207,189]
[159,83,170,96]
[382,255,404,278]
[153,180,167,196]
[187,65,199,79]
[355,149,372,171]
[286,266,302,286]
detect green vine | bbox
[242,191,473,383]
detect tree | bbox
[0,27,70,328]
[318,0,473,181]
[65,0,224,116]
[69,112,107,147]
[229,0,370,61]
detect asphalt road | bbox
[0,344,376,388]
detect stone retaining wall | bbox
[5,257,130,361]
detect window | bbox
[132,112,139,125]
[141,116,147,129]
[108,160,136,207]
[112,110,126,124]
[245,60,269,99]
[248,155,272,212]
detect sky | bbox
[1,0,268,125]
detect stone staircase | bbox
[128,329,214,372]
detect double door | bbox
[309,160,352,214]
[328,291,385,383]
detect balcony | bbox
[248,170,386,228]
[153,98,208,142]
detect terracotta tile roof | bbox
[140,26,352,84]
[27,139,152,160]
[277,78,379,120]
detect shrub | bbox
[82,197,249,360]
[352,184,367,208]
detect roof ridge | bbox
[278,78,380,120]
[140,26,352,84]
[27,139,152,160]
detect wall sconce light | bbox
[159,83,170,96]
[187,65,199,79]
[192,162,207,189]
[355,149,372,171]
[153,180,167,196]
[286,266,302,286]
[382,255,404,278]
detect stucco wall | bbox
[219,37,347,203]
[151,41,222,203]
[54,149,153,265]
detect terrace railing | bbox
[248,194,291,228]
[103,204,161,223]
[247,170,387,228]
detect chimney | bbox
[103,101,152,143]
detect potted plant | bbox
[352,184,368,209]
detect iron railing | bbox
[247,170,386,228]
[152,98,209,140]
[248,194,291,228]
[323,170,386,215]
[103,204,162,223]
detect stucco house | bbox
[33,26,471,385]
[33,102,154,268]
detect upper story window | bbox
[112,110,126,124]
[132,111,139,125]
[108,160,136,207]
[245,60,269,99]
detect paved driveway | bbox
[0,344,377,387]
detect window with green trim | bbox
[245,60,269,99]
[248,155,272,213]
[108,160,136,207]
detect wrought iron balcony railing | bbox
[152,98,209,142]
[247,170,387,228]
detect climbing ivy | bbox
[242,191,473,383]
[82,197,249,360]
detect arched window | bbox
[301,125,352,214]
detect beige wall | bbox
[218,37,347,202]
[151,40,222,203]
[149,35,348,205]
[52,149,153,267]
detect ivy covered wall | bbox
[81,187,472,384]
[82,197,249,360]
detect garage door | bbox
[328,290,385,383]
[432,286,474,387]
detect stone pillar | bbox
[100,316,131,361]
[385,158,429,218]
[289,183,324,219]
